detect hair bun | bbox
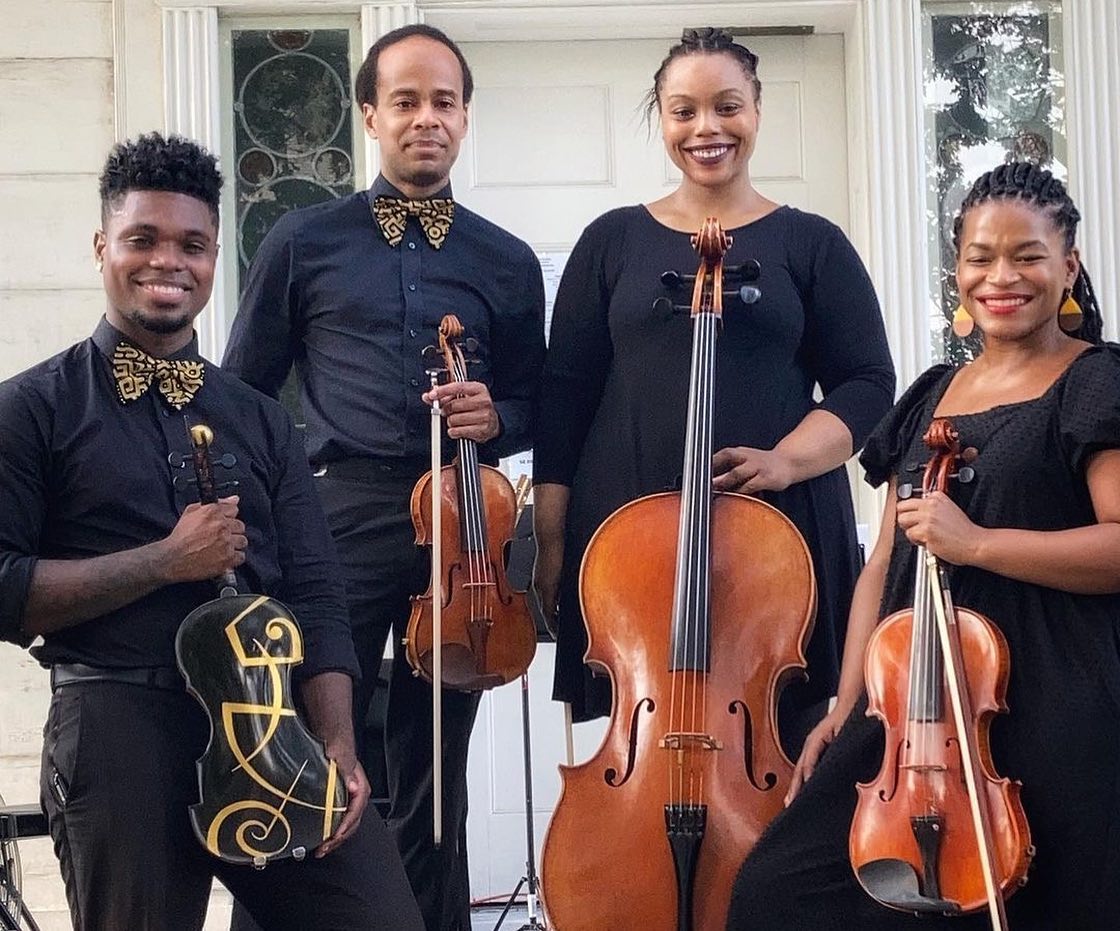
[679,27,759,70]
[681,27,735,50]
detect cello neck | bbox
[669,218,730,674]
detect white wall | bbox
[1,3,115,925]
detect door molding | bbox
[136,0,1119,382]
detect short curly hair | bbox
[99,132,223,225]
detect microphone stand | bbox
[492,670,547,931]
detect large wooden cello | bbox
[540,219,816,930]
[851,419,1032,929]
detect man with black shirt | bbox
[223,24,545,931]
[0,133,422,930]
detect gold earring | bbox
[952,304,974,338]
[1059,294,1083,333]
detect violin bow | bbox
[428,363,445,849]
[923,423,1007,931]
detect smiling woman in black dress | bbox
[727,163,1120,930]
[532,28,895,751]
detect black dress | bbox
[727,345,1120,930]
[534,205,895,737]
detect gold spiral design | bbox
[206,799,293,859]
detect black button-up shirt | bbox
[222,176,546,464]
[0,318,357,679]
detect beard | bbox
[400,163,448,191]
[126,307,194,335]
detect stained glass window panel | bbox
[231,28,355,287]
[922,2,1065,364]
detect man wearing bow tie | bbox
[223,23,546,931]
[0,133,422,930]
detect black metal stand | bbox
[0,802,45,931]
[492,673,547,931]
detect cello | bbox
[850,418,1033,928]
[175,421,347,867]
[540,219,816,930]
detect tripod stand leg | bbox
[492,672,549,931]
[492,875,526,931]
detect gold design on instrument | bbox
[323,760,340,841]
[206,799,293,859]
[200,596,344,856]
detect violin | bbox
[850,418,1033,928]
[175,422,347,867]
[403,315,537,692]
[540,220,816,930]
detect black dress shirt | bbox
[0,318,358,679]
[222,175,546,464]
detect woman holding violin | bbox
[727,162,1120,930]
[533,27,895,747]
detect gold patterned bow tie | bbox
[372,195,455,250]
[111,342,205,411]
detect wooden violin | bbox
[540,219,816,930]
[175,421,346,867]
[850,418,1032,928]
[404,314,537,692]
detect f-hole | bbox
[605,698,655,787]
[729,700,778,792]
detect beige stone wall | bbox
[1,4,114,924]
[0,3,230,926]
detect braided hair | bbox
[99,132,222,226]
[644,27,762,123]
[953,161,1103,344]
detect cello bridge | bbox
[659,732,723,755]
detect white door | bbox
[452,32,850,905]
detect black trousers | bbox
[315,464,480,931]
[41,680,422,931]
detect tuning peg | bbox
[464,337,479,354]
[724,259,761,282]
[897,483,919,500]
[953,466,975,484]
[652,297,696,316]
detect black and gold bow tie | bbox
[111,342,205,410]
[372,195,455,250]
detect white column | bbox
[1066,0,1120,339]
[861,0,931,392]
[111,0,129,139]
[162,6,225,361]
[360,3,420,182]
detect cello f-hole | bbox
[604,698,655,788]
[728,699,779,792]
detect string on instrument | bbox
[667,222,728,814]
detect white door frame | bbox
[127,0,928,385]
[118,0,1119,380]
